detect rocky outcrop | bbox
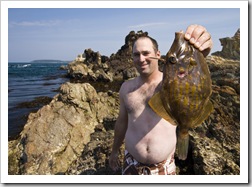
[8,29,240,175]
[212,29,240,60]
[67,49,113,82]
[8,82,119,174]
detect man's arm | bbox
[109,85,128,171]
[184,24,213,57]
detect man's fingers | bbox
[185,24,207,44]
[200,39,213,57]
[184,24,212,57]
[195,32,211,49]
[199,38,213,52]
[185,24,199,40]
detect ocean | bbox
[8,61,69,140]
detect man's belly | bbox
[125,120,177,164]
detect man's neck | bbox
[140,70,162,84]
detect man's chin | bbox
[139,70,150,76]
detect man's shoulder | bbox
[120,77,138,93]
[124,77,138,85]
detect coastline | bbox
[8,62,69,140]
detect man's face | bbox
[133,38,160,76]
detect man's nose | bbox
[139,54,146,62]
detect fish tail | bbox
[177,134,189,160]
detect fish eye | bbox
[168,56,176,64]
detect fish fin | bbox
[148,92,177,125]
[193,100,214,128]
[177,133,189,160]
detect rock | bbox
[67,61,90,79]
[67,49,114,83]
[207,55,240,94]
[123,67,139,80]
[15,96,52,109]
[94,69,113,82]
[60,65,69,70]
[212,29,240,60]
[9,82,119,174]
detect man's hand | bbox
[185,24,213,57]
[109,151,120,172]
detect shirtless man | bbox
[109,25,213,175]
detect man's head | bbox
[133,36,159,53]
[132,36,160,76]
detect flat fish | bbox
[148,31,213,160]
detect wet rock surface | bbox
[8,30,240,175]
[15,96,53,109]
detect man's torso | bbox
[122,76,177,164]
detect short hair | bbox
[133,36,159,53]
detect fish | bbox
[148,31,213,160]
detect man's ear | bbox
[156,50,161,58]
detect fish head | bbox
[164,31,200,81]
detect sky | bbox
[8,7,240,62]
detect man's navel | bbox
[146,146,150,153]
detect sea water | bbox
[8,61,69,140]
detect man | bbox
[109,25,213,175]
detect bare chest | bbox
[124,83,158,114]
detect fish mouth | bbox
[177,69,187,78]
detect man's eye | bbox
[142,52,150,56]
[133,53,139,58]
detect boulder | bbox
[9,82,119,174]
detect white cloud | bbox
[128,22,167,29]
[9,20,62,27]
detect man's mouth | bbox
[140,64,148,68]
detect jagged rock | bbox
[207,55,240,94]
[15,96,52,109]
[60,65,68,70]
[94,69,113,82]
[212,29,240,60]
[123,67,139,80]
[67,61,90,79]
[67,49,113,83]
[9,82,119,174]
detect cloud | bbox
[9,20,62,27]
[128,22,167,29]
